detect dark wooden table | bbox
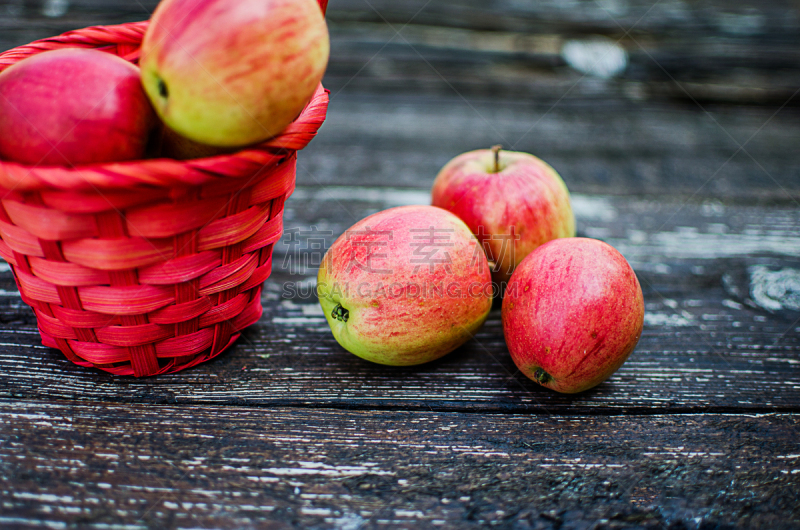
[2,1,800,528]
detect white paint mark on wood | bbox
[628,230,647,244]
[281,300,324,316]
[644,312,695,327]
[331,513,367,530]
[766,358,800,365]
[618,230,800,261]
[264,462,394,477]
[246,476,280,483]
[584,227,611,239]
[0,518,66,529]
[571,195,618,221]
[41,0,68,17]
[396,510,425,518]
[749,266,800,311]
[292,187,430,207]
[92,520,147,530]
[8,412,52,420]
[716,9,766,36]
[272,317,326,325]
[12,493,74,503]
[722,299,744,310]
[561,36,628,78]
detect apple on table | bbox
[502,238,645,393]
[318,205,493,367]
[432,145,575,284]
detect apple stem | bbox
[491,144,502,173]
[533,367,552,385]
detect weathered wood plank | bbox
[1,1,798,105]
[0,1,158,51]
[297,93,800,201]
[326,0,800,37]
[0,192,796,413]
[321,20,800,105]
[1,400,798,529]
[6,0,798,38]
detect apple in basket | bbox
[431,146,575,284]
[502,238,644,393]
[140,0,330,148]
[0,48,156,166]
[318,206,493,366]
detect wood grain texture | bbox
[322,20,800,105]
[0,2,798,528]
[296,93,800,201]
[2,400,799,529]
[0,192,797,413]
[1,1,799,105]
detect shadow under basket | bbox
[0,22,329,377]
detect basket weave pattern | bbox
[0,22,329,376]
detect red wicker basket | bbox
[0,21,329,377]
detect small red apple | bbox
[431,146,575,283]
[139,0,329,147]
[502,238,644,393]
[0,48,156,166]
[317,205,493,366]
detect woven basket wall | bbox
[0,21,329,377]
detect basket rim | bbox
[0,20,329,193]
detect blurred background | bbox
[1,0,798,202]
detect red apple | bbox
[317,205,493,366]
[139,0,329,147]
[0,48,156,166]
[431,146,575,283]
[502,238,644,393]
